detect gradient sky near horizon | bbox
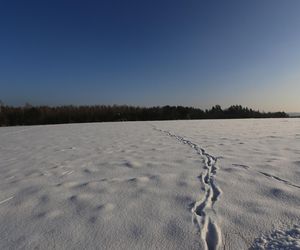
[1,0,300,112]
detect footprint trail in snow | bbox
[152,125,222,250]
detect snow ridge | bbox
[152,125,222,250]
[258,171,300,189]
[232,164,300,189]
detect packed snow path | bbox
[152,125,222,250]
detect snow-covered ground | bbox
[0,119,299,249]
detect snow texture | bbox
[0,118,299,249]
[251,225,300,249]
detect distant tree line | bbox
[0,103,289,126]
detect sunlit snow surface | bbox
[0,119,299,249]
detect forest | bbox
[0,104,289,126]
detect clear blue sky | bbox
[1,0,300,112]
